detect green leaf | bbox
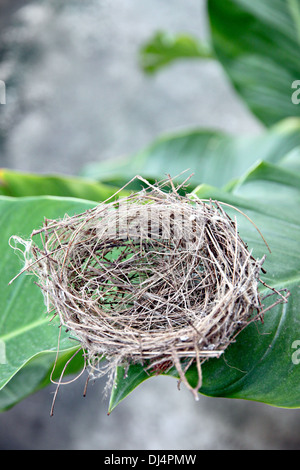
[0,168,121,201]
[81,118,300,190]
[139,31,213,74]
[278,146,300,174]
[108,161,300,411]
[108,365,150,414]
[0,196,96,410]
[3,160,300,412]
[0,346,84,411]
[208,0,300,126]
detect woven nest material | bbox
[10,177,289,400]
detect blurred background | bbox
[0,0,300,450]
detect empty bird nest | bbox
[10,176,289,400]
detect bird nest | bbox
[10,177,289,400]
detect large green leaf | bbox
[108,161,300,411]
[2,161,300,413]
[139,31,213,74]
[0,196,96,410]
[0,168,120,201]
[208,0,300,126]
[278,146,300,174]
[81,118,300,189]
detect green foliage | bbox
[139,31,213,74]
[1,127,300,411]
[140,0,300,127]
[0,168,120,200]
[1,0,300,412]
[81,118,300,190]
[0,197,95,410]
[208,0,300,126]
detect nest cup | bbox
[14,179,275,399]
